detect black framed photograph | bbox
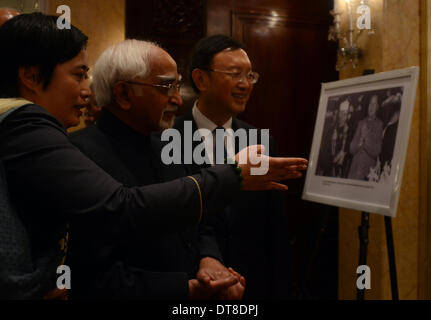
[302,67,419,217]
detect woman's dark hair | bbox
[188,35,245,93]
[0,12,88,98]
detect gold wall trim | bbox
[421,0,431,300]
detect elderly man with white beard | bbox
[68,39,250,299]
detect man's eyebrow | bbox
[155,74,178,81]
[213,65,245,71]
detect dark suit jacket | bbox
[0,104,241,298]
[68,109,226,299]
[174,110,286,299]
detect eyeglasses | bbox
[208,69,259,84]
[126,80,181,96]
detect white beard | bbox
[159,105,177,130]
[159,115,175,130]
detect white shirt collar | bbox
[192,100,235,165]
[192,100,232,136]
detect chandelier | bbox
[16,0,41,12]
[329,0,375,71]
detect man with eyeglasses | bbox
[174,35,290,299]
[68,39,250,299]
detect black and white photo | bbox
[303,67,419,216]
[316,87,403,183]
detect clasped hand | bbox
[188,257,245,300]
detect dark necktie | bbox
[213,126,227,164]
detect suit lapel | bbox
[151,133,188,183]
[232,118,243,154]
[178,110,211,172]
[191,118,212,169]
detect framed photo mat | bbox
[302,67,419,217]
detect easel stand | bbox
[356,212,369,300]
[356,212,399,300]
[384,216,399,300]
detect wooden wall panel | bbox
[230,8,335,158]
[126,0,205,111]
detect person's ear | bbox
[113,82,132,111]
[192,69,210,93]
[18,66,42,93]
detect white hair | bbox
[92,39,160,107]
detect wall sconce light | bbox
[329,0,374,71]
[34,1,40,12]
[16,0,42,13]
